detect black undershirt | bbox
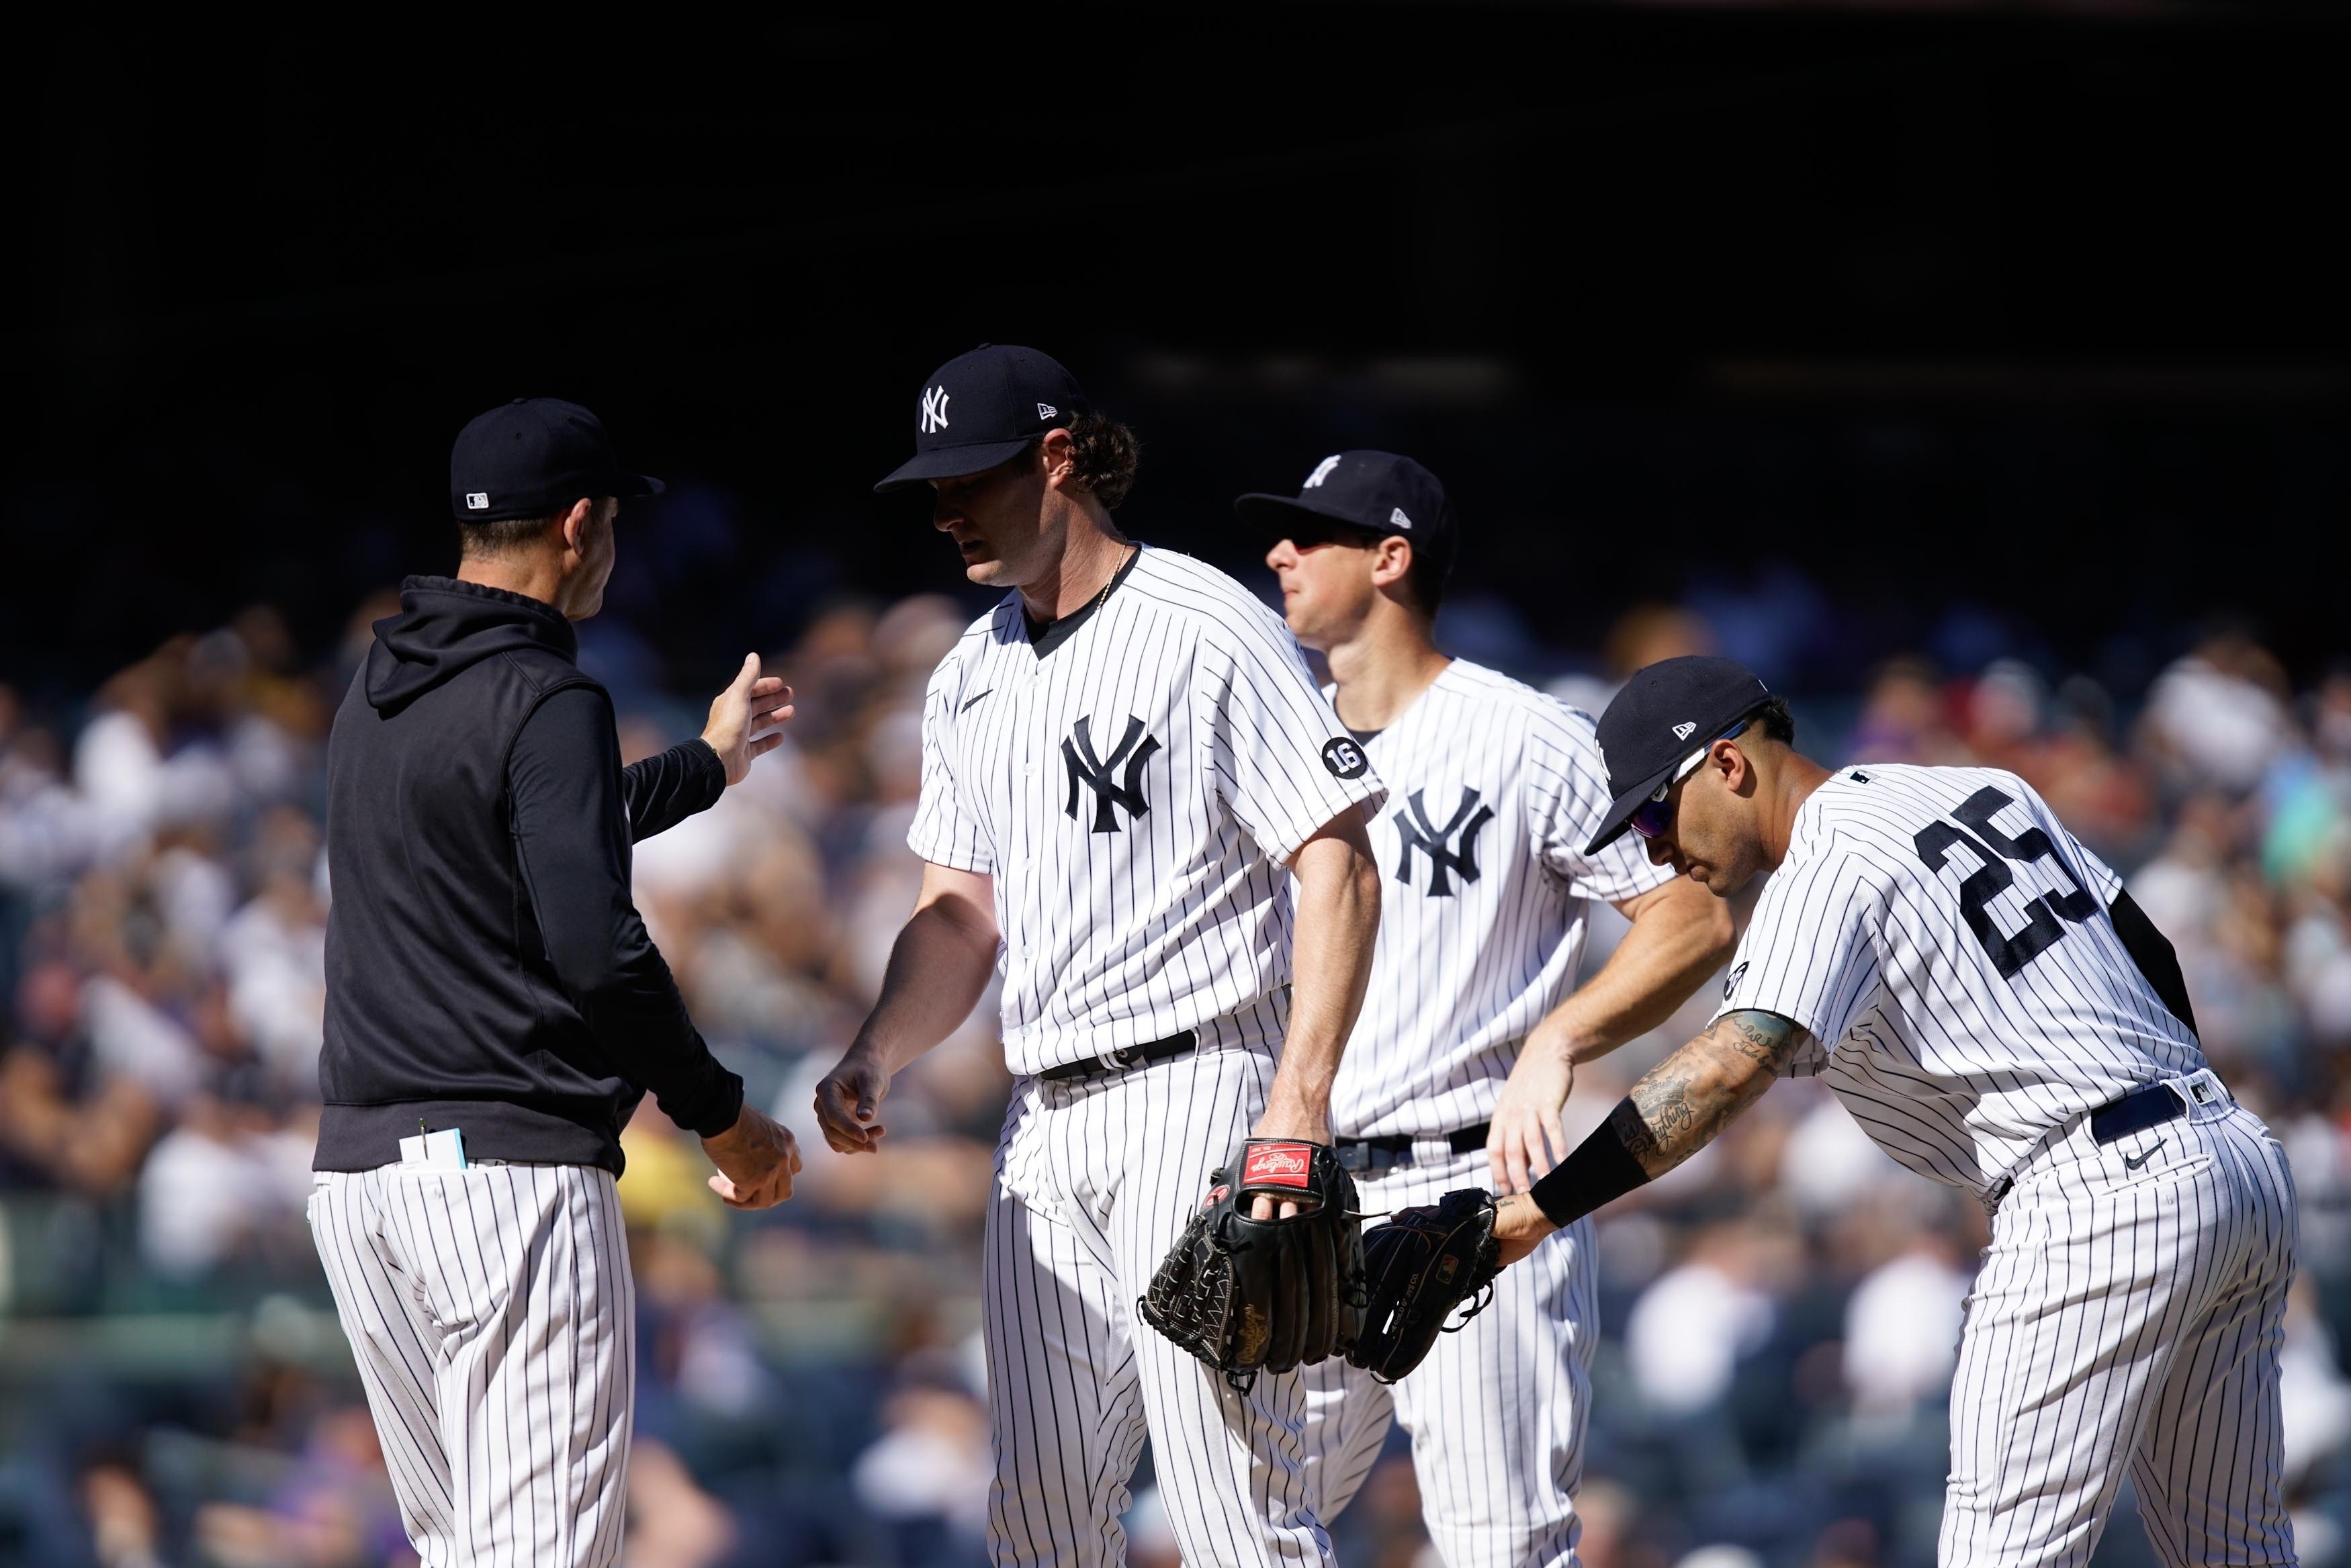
[1347,726,1382,746]
[1024,546,1141,658]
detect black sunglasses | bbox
[1629,719,1753,840]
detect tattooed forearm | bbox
[1613,1009,1810,1177]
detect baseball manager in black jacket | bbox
[306,398,799,1567]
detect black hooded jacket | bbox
[315,575,744,1174]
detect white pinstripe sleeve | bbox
[1715,838,1885,1070]
[907,655,995,874]
[1200,611,1386,863]
[1530,705,1677,904]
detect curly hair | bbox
[1063,412,1141,510]
[1746,694,1797,744]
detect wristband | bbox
[1529,1105,1652,1228]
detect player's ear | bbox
[559,498,596,558]
[1371,536,1413,590]
[1038,428,1077,491]
[1716,739,1754,793]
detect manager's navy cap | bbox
[1235,451,1460,578]
[873,344,1091,493]
[450,398,662,522]
[1586,655,1777,854]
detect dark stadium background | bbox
[9,6,2344,697]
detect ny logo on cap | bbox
[920,386,951,434]
[1389,507,1413,531]
[1303,455,1342,489]
[1673,721,1697,740]
[465,493,490,510]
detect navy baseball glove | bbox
[1347,1187,1503,1383]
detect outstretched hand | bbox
[701,653,795,786]
[701,1104,803,1210]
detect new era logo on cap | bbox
[1037,403,1057,419]
[465,493,489,510]
[1389,506,1413,530]
[1584,655,1777,854]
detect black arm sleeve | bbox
[1528,1105,1654,1229]
[2109,886,2199,1038]
[509,688,745,1138]
[621,739,726,843]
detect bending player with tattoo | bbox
[1493,655,2296,1568]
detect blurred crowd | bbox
[3,572,2350,1568]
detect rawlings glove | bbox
[1348,1187,1503,1383]
[1138,1138,1366,1391]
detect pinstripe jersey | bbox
[1329,662,1673,1140]
[1717,763,2207,1196]
[910,546,1387,1076]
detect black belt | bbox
[2089,1079,2190,1145]
[1333,1123,1491,1175]
[1038,1031,1197,1083]
[1988,1080,2195,1207]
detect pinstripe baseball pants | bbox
[308,1162,635,1568]
[1299,1148,1597,1568]
[986,1042,1336,1567]
[1943,1087,2297,1567]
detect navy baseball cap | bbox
[1586,655,1777,853]
[1235,451,1460,578]
[873,344,1092,494]
[450,398,662,522]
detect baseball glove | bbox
[1347,1188,1503,1383]
[1138,1138,1366,1392]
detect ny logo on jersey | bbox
[1394,786,1496,896]
[1063,714,1161,833]
[919,385,951,433]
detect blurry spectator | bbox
[2141,632,2297,796]
[0,959,161,1195]
[851,1349,991,1567]
[77,1450,167,1568]
[1842,1234,1971,1420]
[138,1085,310,1279]
[1626,1226,1779,1416]
[623,1439,738,1568]
[1845,659,1970,768]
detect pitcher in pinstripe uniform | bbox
[813,346,1386,1567]
[1245,453,1734,1567]
[1499,655,2297,1568]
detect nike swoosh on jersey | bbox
[959,689,996,713]
[2121,1140,2166,1171]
